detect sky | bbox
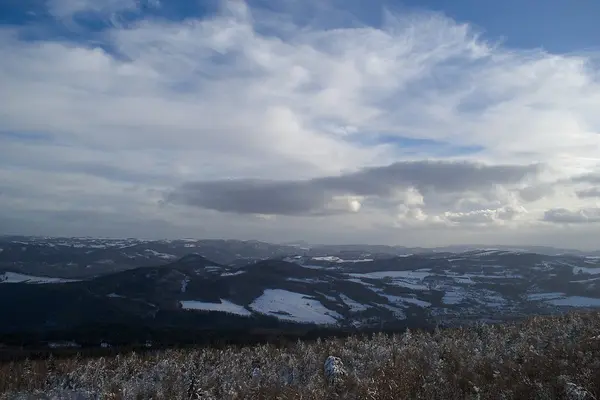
[1,0,600,249]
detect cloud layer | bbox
[1,0,600,248]
[169,161,540,217]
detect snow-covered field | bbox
[572,265,600,275]
[249,289,342,324]
[442,289,467,305]
[527,292,565,301]
[349,271,431,280]
[144,249,177,260]
[525,293,600,308]
[0,272,77,284]
[339,294,371,312]
[221,270,245,277]
[347,271,430,290]
[547,296,600,307]
[311,256,373,263]
[180,299,251,316]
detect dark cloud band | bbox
[169,160,541,215]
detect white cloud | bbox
[543,207,600,224]
[1,0,600,248]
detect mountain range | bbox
[1,236,600,347]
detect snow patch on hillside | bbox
[344,277,375,286]
[221,271,245,277]
[311,256,373,263]
[369,287,431,308]
[442,289,466,305]
[249,289,342,325]
[572,266,600,275]
[180,300,251,316]
[0,272,77,284]
[350,271,431,280]
[181,277,190,293]
[340,294,371,312]
[547,296,600,307]
[144,249,177,260]
[300,264,326,269]
[527,292,564,301]
[348,271,430,290]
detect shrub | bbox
[1,311,600,399]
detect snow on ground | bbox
[475,290,507,308]
[312,256,341,262]
[442,289,467,305]
[107,293,125,298]
[533,262,554,271]
[311,256,373,263]
[471,249,502,257]
[571,276,600,283]
[315,291,337,302]
[144,249,177,260]
[221,271,245,277]
[48,341,80,348]
[444,272,521,280]
[349,271,431,280]
[387,280,430,290]
[0,272,77,284]
[344,278,375,286]
[547,296,600,307]
[379,304,407,319]
[180,300,252,316]
[298,264,326,269]
[286,277,329,284]
[348,271,430,290]
[388,295,431,308]
[439,272,521,285]
[527,292,565,301]
[370,288,432,308]
[249,289,342,325]
[339,294,371,312]
[181,277,190,293]
[453,276,475,284]
[572,266,600,275]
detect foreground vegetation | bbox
[2,311,600,399]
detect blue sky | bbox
[395,0,600,52]
[1,0,600,248]
[2,0,599,52]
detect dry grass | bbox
[2,311,600,399]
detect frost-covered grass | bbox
[2,311,600,399]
